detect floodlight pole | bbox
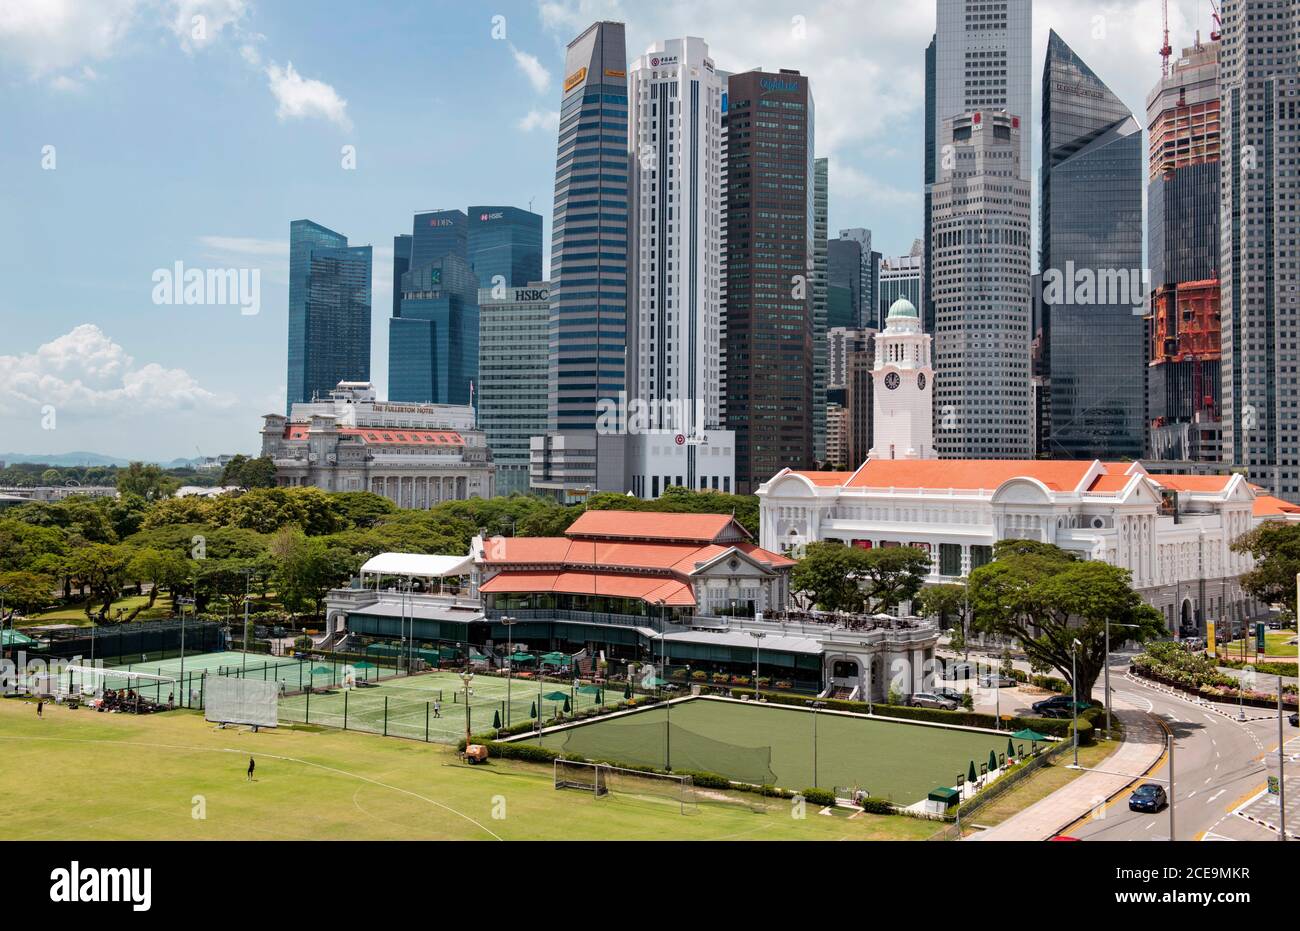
[241,568,252,672]
[460,671,474,747]
[502,616,516,727]
[1071,639,1081,767]
[750,630,766,702]
[1279,682,1288,842]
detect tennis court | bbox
[96,651,403,706]
[524,697,1016,804]
[278,670,623,744]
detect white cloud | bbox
[509,41,551,93]
[197,235,287,259]
[0,0,139,79]
[518,108,560,133]
[265,60,352,131]
[0,324,233,416]
[165,0,249,52]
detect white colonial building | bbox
[759,458,1297,634]
[869,298,935,461]
[261,382,494,506]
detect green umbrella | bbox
[577,684,602,695]
[529,701,537,718]
[541,651,568,664]
[542,691,569,702]
[563,696,571,714]
[967,761,977,784]
[988,750,998,773]
[310,665,333,676]
[493,710,501,729]
[353,661,377,670]
[623,684,632,699]
[509,652,535,663]
[1010,728,1050,743]
[645,676,669,687]
[1007,738,1015,759]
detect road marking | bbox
[1207,790,1226,804]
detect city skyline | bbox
[1,0,1244,460]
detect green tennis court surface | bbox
[525,698,1013,804]
[278,671,621,744]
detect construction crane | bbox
[1208,0,1223,42]
[1160,0,1173,76]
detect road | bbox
[1068,657,1298,841]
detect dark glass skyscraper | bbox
[1039,30,1145,460]
[467,206,543,290]
[388,254,479,405]
[548,21,629,432]
[286,219,372,412]
[410,209,468,269]
[724,69,815,491]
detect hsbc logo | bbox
[479,212,504,222]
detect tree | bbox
[858,547,933,614]
[270,528,357,618]
[1232,522,1300,621]
[969,540,1165,698]
[0,570,56,615]
[221,455,278,489]
[918,583,971,656]
[116,462,176,501]
[790,542,872,612]
[66,544,133,618]
[127,548,189,610]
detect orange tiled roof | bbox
[1087,473,1136,493]
[1254,495,1300,518]
[1145,474,1235,493]
[846,459,1097,492]
[479,571,696,606]
[565,510,745,542]
[481,537,792,572]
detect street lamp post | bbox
[749,630,766,702]
[177,596,195,707]
[1071,638,1082,767]
[241,568,252,672]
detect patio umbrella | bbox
[542,691,569,702]
[577,685,602,695]
[541,651,568,664]
[967,761,977,784]
[1010,728,1050,743]
[509,652,535,663]
[529,701,537,718]
[988,750,998,773]
[493,710,501,729]
[1007,738,1015,759]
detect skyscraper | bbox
[724,69,816,492]
[827,237,864,328]
[932,110,1033,458]
[548,21,629,434]
[409,209,468,269]
[813,158,829,464]
[626,37,734,498]
[467,206,543,291]
[925,1,1032,335]
[878,243,924,330]
[1039,31,1145,460]
[1147,38,1222,463]
[478,282,551,495]
[286,219,372,412]
[1219,0,1300,500]
[388,254,479,405]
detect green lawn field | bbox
[0,699,937,841]
[526,698,1017,803]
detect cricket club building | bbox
[324,510,941,699]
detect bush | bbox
[859,796,894,815]
[800,788,838,807]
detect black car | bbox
[1129,783,1168,813]
[1290,712,1298,728]
[1038,706,1073,719]
[933,687,965,705]
[1032,695,1085,715]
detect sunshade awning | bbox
[360,553,473,578]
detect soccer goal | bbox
[554,759,696,814]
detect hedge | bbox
[800,788,838,808]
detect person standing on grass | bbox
[247,757,255,782]
[36,699,43,718]
[433,699,441,718]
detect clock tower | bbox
[869,298,935,460]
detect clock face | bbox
[917,372,927,391]
[884,372,901,391]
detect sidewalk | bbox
[967,702,1165,841]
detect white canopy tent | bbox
[360,553,474,579]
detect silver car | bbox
[910,691,959,711]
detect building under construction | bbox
[1146,34,1222,463]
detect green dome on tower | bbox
[887,297,919,320]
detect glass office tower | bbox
[548,21,629,432]
[286,219,372,412]
[388,254,479,405]
[1039,30,1145,460]
[410,209,468,269]
[467,206,543,290]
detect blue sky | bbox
[0,0,1211,461]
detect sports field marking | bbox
[0,732,502,841]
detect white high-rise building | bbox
[627,37,735,498]
[870,299,935,460]
[932,110,1033,458]
[934,0,1032,182]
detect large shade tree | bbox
[969,540,1165,697]
[1232,522,1300,621]
[791,542,932,614]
